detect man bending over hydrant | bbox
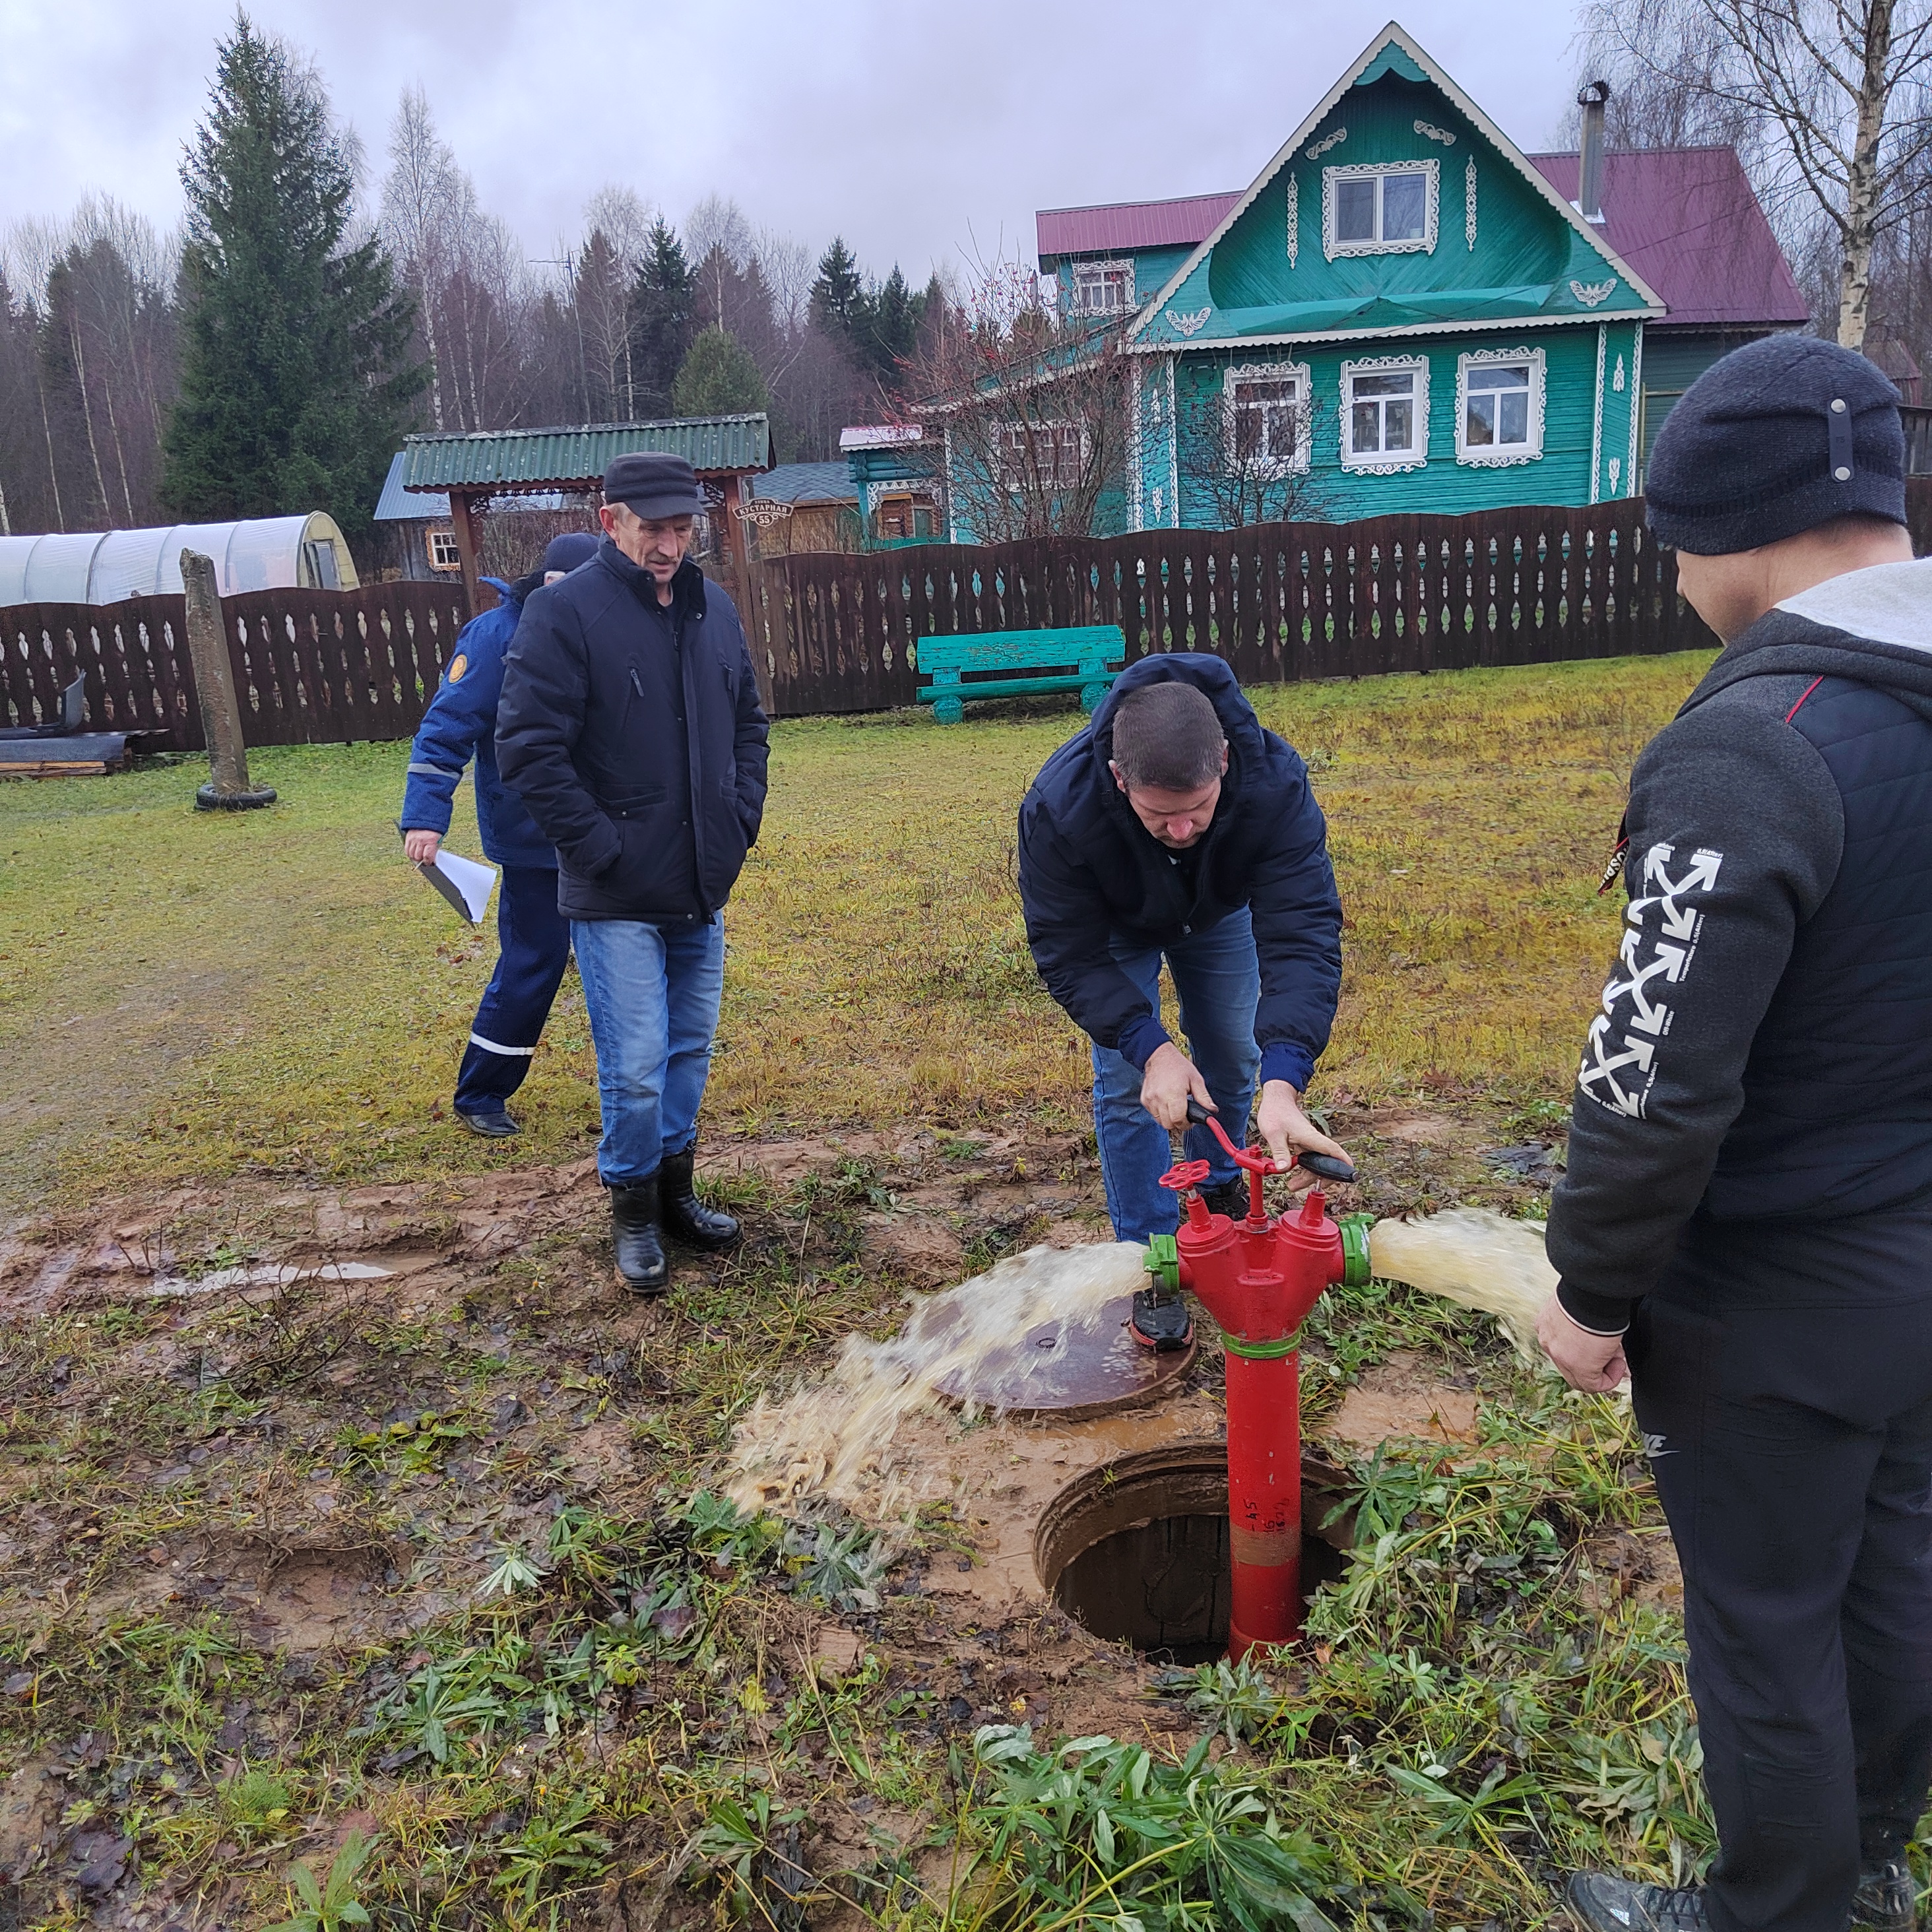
[1017,654,1350,1352]
[1539,335,1932,1932]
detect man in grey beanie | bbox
[1541,332,1932,1932]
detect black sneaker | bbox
[1130,1289,1193,1352]
[1198,1176,1250,1220]
[1853,1861,1917,1932]
[457,1106,519,1138]
[1566,1873,1710,1932]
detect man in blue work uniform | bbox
[400,532,597,1137]
[498,454,769,1295]
[1017,657,1349,1351]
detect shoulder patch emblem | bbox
[446,654,468,684]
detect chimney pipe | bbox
[1576,79,1612,224]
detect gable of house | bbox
[1128,28,1658,356]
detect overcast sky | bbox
[1,0,1590,286]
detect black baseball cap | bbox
[602,451,703,519]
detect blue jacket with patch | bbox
[400,575,555,870]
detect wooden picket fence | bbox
[742,498,1733,717]
[7,482,1931,744]
[0,581,472,750]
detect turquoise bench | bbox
[915,626,1126,724]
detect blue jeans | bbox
[570,914,726,1186]
[1093,908,1261,1244]
[455,865,571,1115]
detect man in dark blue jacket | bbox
[401,531,597,1137]
[1018,655,1347,1348]
[497,453,769,1295]
[1541,338,1932,1932]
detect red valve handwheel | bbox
[1159,1157,1213,1193]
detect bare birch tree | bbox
[1582,0,1932,346]
[904,259,1132,542]
[381,86,462,428]
[581,185,653,416]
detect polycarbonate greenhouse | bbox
[0,513,358,606]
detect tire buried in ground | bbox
[1033,1443,1354,1663]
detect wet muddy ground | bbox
[0,1099,1653,1923]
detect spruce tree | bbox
[629,219,695,414]
[809,237,868,342]
[864,266,924,384]
[671,327,769,417]
[162,15,424,536]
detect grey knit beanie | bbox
[1646,334,1906,556]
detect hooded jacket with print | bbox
[1548,558,1932,1333]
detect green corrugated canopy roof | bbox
[401,415,770,494]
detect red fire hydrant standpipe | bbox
[1144,1111,1372,1659]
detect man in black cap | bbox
[497,454,769,1293]
[401,530,597,1136]
[1539,335,1932,1932]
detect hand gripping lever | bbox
[1182,1097,1357,1185]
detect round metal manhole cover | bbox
[929,1293,1196,1421]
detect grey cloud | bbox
[2,0,1586,290]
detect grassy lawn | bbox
[0,653,1735,1929]
[0,652,1702,1217]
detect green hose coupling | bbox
[1143,1232,1180,1296]
[1339,1213,1374,1288]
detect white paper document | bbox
[418,847,498,924]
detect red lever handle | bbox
[1185,1098,1278,1175]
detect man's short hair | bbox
[1111,682,1227,791]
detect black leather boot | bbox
[660,1147,742,1251]
[610,1177,669,1295]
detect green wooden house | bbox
[1027,20,1805,532]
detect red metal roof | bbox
[1526,146,1807,329]
[1036,191,1242,262]
[1035,146,1805,331]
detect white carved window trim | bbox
[1323,159,1440,261]
[1070,258,1136,317]
[1340,354,1431,473]
[996,418,1089,492]
[1454,347,1546,467]
[1223,360,1313,478]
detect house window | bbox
[1340,357,1430,471]
[998,420,1086,491]
[1456,349,1546,465]
[1324,161,1440,259]
[1072,259,1135,316]
[1223,362,1312,476]
[427,528,461,571]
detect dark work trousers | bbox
[1628,1207,1932,1932]
[453,864,571,1116]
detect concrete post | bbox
[180,548,276,812]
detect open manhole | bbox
[1034,1444,1354,1664]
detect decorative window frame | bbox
[1070,257,1136,317]
[1323,158,1440,261]
[1339,354,1431,473]
[996,418,1090,493]
[1223,360,1313,478]
[1454,346,1547,467]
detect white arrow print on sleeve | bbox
[1578,843,1724,1118]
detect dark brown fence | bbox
[744,498,1735,718]
[1,581,471,751]
[11,484,1932,743]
